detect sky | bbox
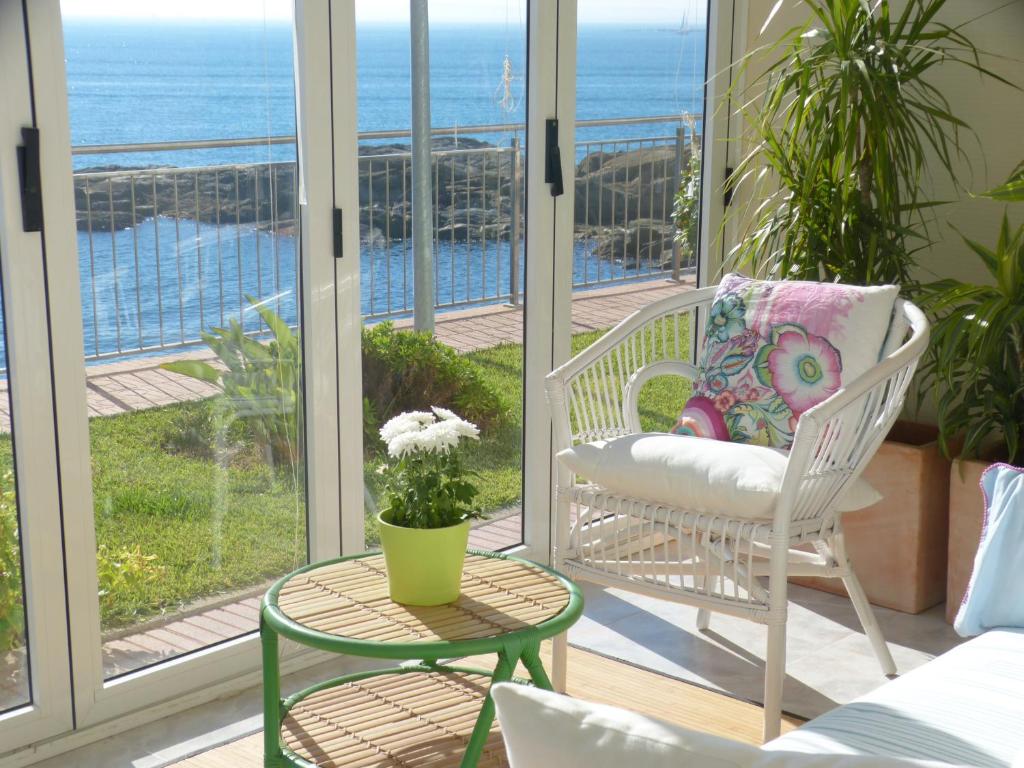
[59,0,706,25]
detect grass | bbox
[1,327,691,633]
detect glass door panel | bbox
[60,2,308,680]
[0,256,29,714]
[356,3,528,552]
[573,1,709,428]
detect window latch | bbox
[545,118,564,197]
[17,127,43,232]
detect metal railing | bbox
[69,115,700,362]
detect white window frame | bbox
[0,0,74,751]
[21,0,350,733]
[0,0,740,758]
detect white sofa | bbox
[493,628,1024,768]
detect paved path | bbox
[0,279,693,431]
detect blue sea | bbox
[56,19,706,364]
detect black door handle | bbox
[545,118,564,197]
[17,127,43,232]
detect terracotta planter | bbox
[792,421,950,614]
[945,458,991,624]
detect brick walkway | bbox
[0,279,693,431]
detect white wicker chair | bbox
[544,284,929,742]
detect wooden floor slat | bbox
[169,645,802,767]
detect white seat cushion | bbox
[557,433,880,520]
[493,683,970,768]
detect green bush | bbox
[361,322,509,450]
[0,471,24,652]
[161,296,302,469]
[97,544,164,624]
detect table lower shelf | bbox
[278,668,511,768]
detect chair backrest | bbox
[776,298,929,533]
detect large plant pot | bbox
[791,421,950,614]
[945,458,991,624]
[377,513,471,606]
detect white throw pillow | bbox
[493,684,974,768]
[557,433,880,520]
[492,682,760,768]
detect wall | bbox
[733,0,1024,285]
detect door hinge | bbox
[723,165,735,209]
[333,207,343,258]
[544,118,564,197]
[17,127,43,232]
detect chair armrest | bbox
[623,360,698,433]
[545,285,715,451]
[778,300,930,526]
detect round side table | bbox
[260,550,583,768]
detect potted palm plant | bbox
[375,407,483,606]
[725,0,1008,612]
[917,162,1024,622]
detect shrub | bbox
[97,544,164,623]
[0,471,24,652]
[161,296,302,469]
[361,323,509,448]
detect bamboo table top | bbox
[281,670,508,768]
[267,553,577,651]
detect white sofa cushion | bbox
[766,629,1024,767]
[492,683,969,768]
[557,432,880,520]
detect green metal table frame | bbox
[260,550,584,768]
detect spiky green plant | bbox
[917,162,1024,461]
[726,0,1012,287]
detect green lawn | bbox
[1,327,692,632]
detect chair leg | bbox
[695,574,711,630]
[842,567,897,677]
[829,534,897,677]
[762,621,785,743]
[696,608,711,631]
[551,631,568,693]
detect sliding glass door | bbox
[355,1,530,554]
[0,0,728,756]
[43,0,343,728]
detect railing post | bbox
[671,123,685,282]
[410,0,435,333]
[509,137,522,307]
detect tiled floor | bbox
[571,582,963,721]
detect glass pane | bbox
[356,4,527,551]
[0,252,30,713]
[573,1,708,425]
[61,3,306,679]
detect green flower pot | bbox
[377,512,471,606]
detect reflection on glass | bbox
[0,250,30,713]
[572,2,708,334]
[61,3,307,678]
[356,2,528,552]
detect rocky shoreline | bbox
[74,137,683,267]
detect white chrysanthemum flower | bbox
[431,406,459,421]
[379,410,434,443]
[420,420,461,453]
[386,430,421,458]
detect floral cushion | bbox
[673,274,899,449]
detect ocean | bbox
[56,20,707,363]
